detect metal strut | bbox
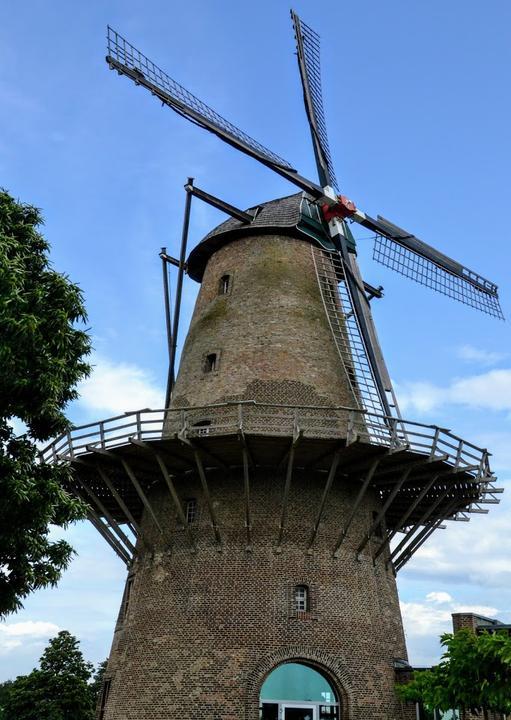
[168,178,193,400]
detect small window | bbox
[293,584,309,612]
[204,353,217,373]
[123,576,134,618]
[185,498,197,525]
[98,678,111,720]
[193,419,211,437]
[219,274,231,295]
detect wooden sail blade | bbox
[291,11,339,191]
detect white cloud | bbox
[400,592,498,648]
[397,368,511,415]
[400,513,511,589]
[401,600,453,637]
[457,345,507,367]
[426,591,452,604]
[78,356,163,416]
[0,621,60,654]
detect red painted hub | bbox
[321,195,357,222]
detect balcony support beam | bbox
[332,457,381,557]
[308,449,342,551]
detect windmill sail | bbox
[105,26,323,197]
[361,214,504,319]
[291,11,339,191]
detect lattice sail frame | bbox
[291,12,339,191]
[373,233,504,319]
[106,26,294,172]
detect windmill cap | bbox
[187,191,334,282]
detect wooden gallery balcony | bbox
[41,402,501,569]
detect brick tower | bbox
[44,193,498,720]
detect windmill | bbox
[104,13,503,426]
[42,11,503,720]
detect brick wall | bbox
[102,469,412,719]
[171,234,357,410]
[99,227,412,719]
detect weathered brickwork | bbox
[171,234,357,410]
[103,471,411,719]
[100,222,413,719]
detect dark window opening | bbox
[204,353,217,373]
[219,274,231,295]
[193,419,211,437]
[98,678,111,720]
[185,498,198,525]
[123,576,134,618]
[260,703,279,720]
[293,584,309,612]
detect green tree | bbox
[0,680,13,719]
[89,659,108,707]
[2,631,95,720]
[397,629,511,719]
[0,189,91,616]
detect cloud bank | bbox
[0,621,60,655]
[396,368,511,415]
[77,355,164,416]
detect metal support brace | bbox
[394,498,460,571]
[276,417,303,472]
[151,451,196,552]
[131,437,196,471]
[388,460,485,565]
[356,466,413,558]
[372,473,440,562]
[389,485,454,563]
[161,246,174,409]
[307,450,342,551]
[332,457,381,557]
[193,449,222,548]
[333,447,403,478]
[74,475,136,555]
[238,428,256,469]
[376,462,482,488]
[185,182,256,223]
[242,447,252,550]
[85,507,131,565]
[168,178,193,398]
[178,429,228,471]
[60,453,140,536]
[95,464,141,534]
[276,445,296,551]
[303,438,345,471]
[394,519,442,572]
[372,453,448,482]
[119,458,164,535]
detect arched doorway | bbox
[260,662,340,720]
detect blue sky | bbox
[1,0,510,677]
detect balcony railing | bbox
[41,401,493,485]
